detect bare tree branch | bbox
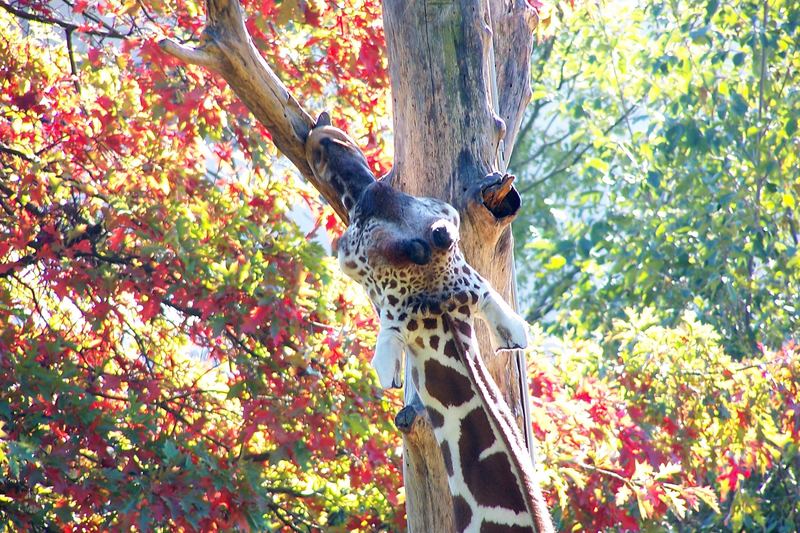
[0,0,127,39]
[158,0,366,223]
[488,0,539,169]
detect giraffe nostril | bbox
[430,220,457,250]
[431,224,454,249]
[403,239,432,265]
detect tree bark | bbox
[160,0,541,530]
[383,1,537,529]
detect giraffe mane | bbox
[444,313,554,533]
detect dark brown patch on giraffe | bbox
[458,305,470,316]
[423,317,438,330]
[443,339,460,361]
[462,265,470,275]
[344,260,358,270]
[414,336,425,349]
[458,407,495,464]
[427,406,444,428]
[453,495,473,532]
[412,365,420,388]
[357,269,366,277]
[424,359,473,407]
[398,312,407,321]
[429,335,440,351]
[441,441,454,477]
[455,291,469,304]
[454,319,472,339]
[385,311,394,320]
[407,319,418,331]
[479,522,531,533]
[459,408,527,513]
[471,292,479,304]
[442,317,450,333]
[387,294,399,305]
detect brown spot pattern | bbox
[443,339,460,361]
[479,523,532,533]
[441,441,454,477]
[454,319,472,339]
[423,317,438,330]
[459,408,527,513]
[424,359,473,407]
[427,406,444,428]
[429,335,440,351]
[453,495,473,532]
[407,319,418,331]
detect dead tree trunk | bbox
[160,0,541,530]
[383,2,538,530]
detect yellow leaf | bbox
[782,192,795,209]
[693,486,721,514]
[545,254,567,270]
[562,467,588,489]
[655,462,682,480]
[120,0,140,16]
[636,491,653,520]
[615,484,632,506]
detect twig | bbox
[65,27,81,93]
[0,141,39,163]
[519,103,638,194]
[0,0,126,39]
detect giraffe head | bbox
[337,180,461,303]
[305,122,529,388]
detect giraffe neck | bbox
[406,313,551,533]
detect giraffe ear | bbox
[372,326,405,389]
[476,287,530,352]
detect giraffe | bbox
[306,119,554,533]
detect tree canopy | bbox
[1,0,799,531]
[1,1,402,530]
[513,0,800,358]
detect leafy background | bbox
[0,0,798,531]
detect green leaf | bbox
[163,440,179,462]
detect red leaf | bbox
[140,296,161,322]
[72,239,92,254]
[241,305,270,334]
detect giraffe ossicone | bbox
[306,122,553,533]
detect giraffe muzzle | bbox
[402,238,433,265]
